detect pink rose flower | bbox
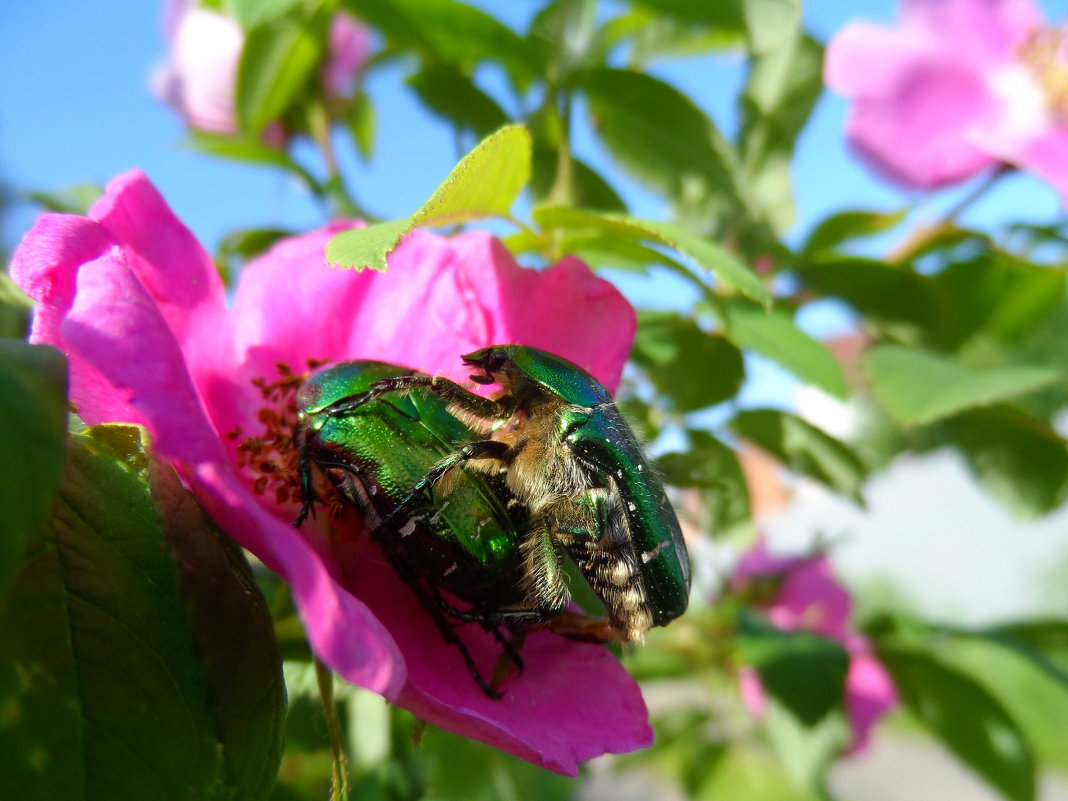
[825,0,1068,200]
[732,539,897,753]
[10,169,648,775]
[154,0,370,136]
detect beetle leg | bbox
[381,440,511,525]
[293,429,318,527]
[318,374,509,426]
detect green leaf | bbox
[737,31,821,232]
[23,183,102,215]
[224,0,303,29]
[407,66,509,138]
[0,273,34,339]
[656,430,752,540]
[533,206,772,306]
[0,341,67,596]
[794,256,939,336]
[346,90,376,160]
[633,311,745,412]
[929,253,1067,352]
[879,646,1035,801]
[0,429,218,799]
[0,425,286,800]
[939,406,1068,518]
[187,132,317,187]
[737,608,849,726]
[236,10,323,136]
[864,344,1061,427]
[326,125,532,271]
[579,68,746,211]
[742,0,800,52]
[349,0,542,88]
[983,621,1068,693]
[147,443,286,800]
[530,149,626,212]
[729,408,867,501]
[724,302,847,398]
[801,208,907,256]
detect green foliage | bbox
[326,124,531,270]
[0,425,286,801]
[879,646,1035,801]
[863,344,1061,427]
[0,342,67,596]
[729,409,867,501]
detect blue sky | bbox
[2,1,1066,282]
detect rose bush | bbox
[825,0,1068,200]
[10,169,649,775]
[732,539,898,753]
[154,0,370,136]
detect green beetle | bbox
[295,360,544,696]
[335,345,692,643]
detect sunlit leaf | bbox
[864,345,1061,427]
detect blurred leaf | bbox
[23,183,102,215]
[879,646,1035,801]
[738,31,821,232]
[983,621,1068,692]
[0,342,67,596]
[656,430,752,540]
[349,0,542,88]
[187,133,317,186]
[763,698,849,795]
[580,68,746,212]
[407,66,509,138]
[864,344,1061,427]
[148,441,287,800]
[794,256,939,336]
[801,208,907,256]
[633,311,745,412]
[692,741,823,801]
[944,629,1068,769]
[742,0,800,52]
[0,429,218,799]
[534,206,772,306]
[729,408,867,501]
[327,125,531,270]
[237,10,324,136]
[929,253,1066,352]
[0,273,34,339]
[530,149,626,212]
[724,301,847,398]
[225,0,304,29]
[737,608,849,726]
[346,90,376,160]
[939,406,1068,518]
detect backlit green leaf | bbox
[864,345,1061,426]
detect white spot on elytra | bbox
[399,518,417,538]
[641,541,669,563]
[430,500,451,522]
[627,502,636,512]
[443,562,458,576]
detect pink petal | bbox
[323,13,371,98]
[739,666,768,719]
[192,464,406,698]
[901,0,1042,62]
[771,556,852,640]
[844,648,898,753]
[347,552,653,775]
[161,7,243,134]
[731,536,801,583]
[1016,125,1068,203]
[840,49,999,188]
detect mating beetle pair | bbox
[295,345,690,695]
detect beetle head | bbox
[462,345,514,385]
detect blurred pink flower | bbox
[154,0,370,136]
[10,169,646,775]
[732,539,897,753]
[825,0,1068,200]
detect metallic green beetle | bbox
[339,345,692,643]
[295,360,542,696]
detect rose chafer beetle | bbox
[295,360,540,697]
[333,345,691,644]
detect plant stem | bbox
[315,659,350,801]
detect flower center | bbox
[231,360,321,509]
[1019,27,1068,118]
